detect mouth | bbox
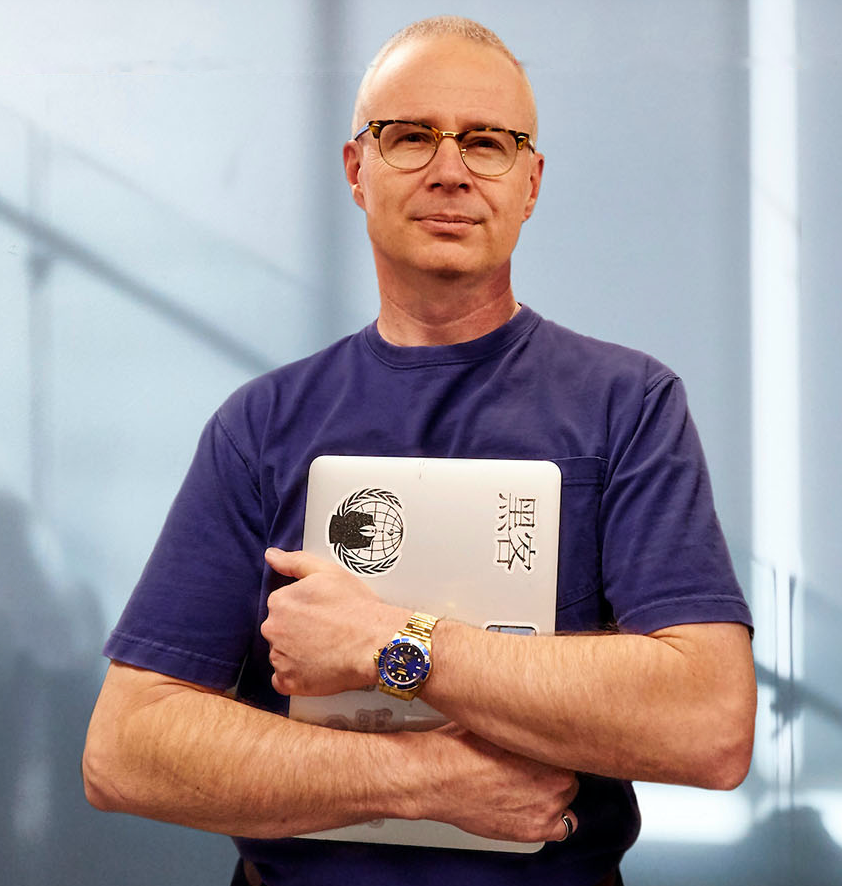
[413,214,481,235]
[416,214,479,225]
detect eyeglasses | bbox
[354,120,535,177]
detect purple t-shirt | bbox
[106,305,751,885]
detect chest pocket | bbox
[553,456,608,632]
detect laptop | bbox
[289,454,562,852]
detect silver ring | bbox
[561,812,574,841]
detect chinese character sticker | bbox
[496,493,537,572]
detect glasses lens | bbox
[461,130,518,176]
[379,122,438,170]
[376,123,521,175]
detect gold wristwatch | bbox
[373,612,440,700]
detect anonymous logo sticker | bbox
[327,487,404,575]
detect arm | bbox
[262,548,756,790]
[423,618,755,788]
[82,659,579,842]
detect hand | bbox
[412,723,580,844]
[260,548,409,697]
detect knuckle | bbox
[273,672,296,695]
[555,768,575,786]
[518,824,543,844]
[554,770,578,795]
[529,814,558,843]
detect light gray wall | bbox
[0,1,839,882]
[797,0,842,858]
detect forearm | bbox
[83,662,580,844]
[83,663,421,839]
[420,620,756,788]
[261,549,756,790]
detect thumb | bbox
[264,547,334,579]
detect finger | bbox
[563,774,580,807]
[264,547,334,579]
[259,616,271,641]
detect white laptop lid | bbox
[290,455,561,853]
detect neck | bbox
[375,267,520,347]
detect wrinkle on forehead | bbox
[386,88,525,133]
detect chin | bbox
[429,265,472,281]
[416,250,487,281]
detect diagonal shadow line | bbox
[1,192,275,376]
[755,662,842,729]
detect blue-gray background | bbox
[1,1,839,882]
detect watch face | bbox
[378,637,431,690]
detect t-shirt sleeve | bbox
[599,372,752,635]
[104,411,265,688]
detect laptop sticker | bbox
[327,487,405,575]
[495,492,538,572]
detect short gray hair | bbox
[351,16,536,137]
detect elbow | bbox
[693,701,756,791]
[82,729,128,813]
[676,732,753,791]
[82,766,113,812]
[684,652,758,791]
[702,734,753,791]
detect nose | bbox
[424,133,471,189]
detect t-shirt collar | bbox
[363,303,539,369]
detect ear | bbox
[522,151,544,222]
[343,140,366,211]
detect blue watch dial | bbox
[378,637,431,689]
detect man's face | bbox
[344,36,544,287]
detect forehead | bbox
[364,36,533,132]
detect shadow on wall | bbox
[628,655,842,885]
[0,490,237,886]
[629,805,842,885]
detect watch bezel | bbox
[376,635,432,691]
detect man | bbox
[83,16,756,886]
